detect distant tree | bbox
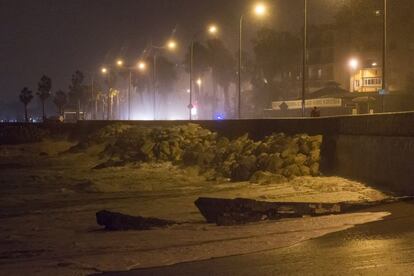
[156,56,177,94]
[53,90,67,116]
[154,55,177,112]
[184,41,211,79]
[334,0,382,50]
[207,38,236,116]
[19,87,33,122]
[37,75,52,121]
[68,70,86,120]
[251,28,301,111]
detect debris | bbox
[195,197,399,226]
[96,210,176,231]
[195,197,343,226]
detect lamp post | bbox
[189,24,218,120]
[301,0,308,117]
[115,59,132,120]
[147,40,177,120]
[100,67,111,120]
[382,0,387,113]
[116,60,147,120]
[238,3,267,120]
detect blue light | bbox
[215,113,225,120]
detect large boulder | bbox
[310,163,320,176]
[231,155,257,181]
[282,164,302,178]
[266,154,284,173]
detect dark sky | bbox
[0,0,341,115]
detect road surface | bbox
[99,201,414,275]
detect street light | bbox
[116,59,124,67]
[138,61,147,71]
[301,0,308,117]
[189,24,219,120]
[254,3,267,16]
[208,25,218,35]
[238,2,268,119]
[349,58,359,70]
[101,67,108,74]
[167,40,177,51]
[147,39,178,120]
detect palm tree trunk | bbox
[24,104,28,123]
[77,99,81,120]
[94,99,98,120]
[212,79,218,119]
[42,100,46,121]
[223,85,230,117]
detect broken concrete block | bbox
[96,210,175,231]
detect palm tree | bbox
[69,70,86,120]
[19,87,33,122]
[37,75,52,121]
[53,90,67,116]
[155,56,177,119]
[207,39,236,117]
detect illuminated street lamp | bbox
[189,24,219,120]
[167,40,177,51]
[111,59,149,120]
[137,61,147,71]
[196,78,202,87]
[349,58,359,70]
[101,67,108,74]
[116,59,124,67]
[238,3,268,119]
[254,3,267,16]
[147,39,178,120]
[208,25,218,35]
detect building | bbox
[350,65,383,93]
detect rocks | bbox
[266,154,284,173]
[310,163,320,176]
[96,210,175,231]
[282,164,302,178]
[89,124,323,182]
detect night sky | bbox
[0,0,341,117]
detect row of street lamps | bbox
[96,2,269,121]
[100,40,177,120]
[95,0,388,120]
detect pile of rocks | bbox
[104,124,217,163]
[99,124,322,182]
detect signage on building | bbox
[272,98,342,110]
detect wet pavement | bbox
[99,201,414,275]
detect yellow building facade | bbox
[350,67,383,93]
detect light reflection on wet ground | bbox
[102,201,414,275]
